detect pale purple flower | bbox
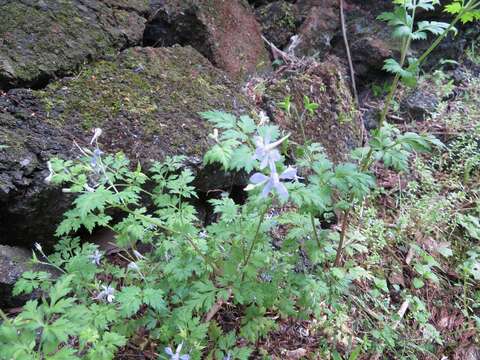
[253,133,289,171]
[133,250,146,260]
[199,230,208,239]
[89,250,102,266]
[95,285,115,303]
[44,161,54,184]
[165,342,189,360]
[127,262,140,271]
[90,128,103,145]
[224,354,232,360]
[249,166,298,199]
[90,148,103,168]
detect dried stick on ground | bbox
[339,0,359,105]
[204,288,233,323]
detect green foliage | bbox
[445,0,480,23]
[0,110,442,359]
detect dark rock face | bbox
[401,89,439,122]
[144,0,271,79]
[249,56,361,163]
[288,0,338,58]
[255,1,298,49]
[333,11,394,80]
[0,245,31,307]
[0,244,58,307]
[0,90,75,250]
[0,46,253,249]
[0,0,149,90]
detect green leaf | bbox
[412,277,425,289]
[73,187,114,220]
[238,115,256,134]
[200,111,237,129]
[203,139,240,170]
[143,288,165,312]
[117,286,142,317]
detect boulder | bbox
[0,0,149,90]
[332,10,394,80]
[256,1,299,49]
[401,89,439,122]
[144,0,271,79]
[0,245,52,308]
[248,56,361,163]
[0,46,254,249]
[288,0,339,58]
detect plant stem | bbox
[379,1,416,127]
[334,208,351,267]
[378,0,480,127]
[417,1,479,66]
[0,308,10,323]
[310,214,322,249]
[118,205,219,274]
[241,206,269,281]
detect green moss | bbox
[35,46,252,159]
[0,0,143,87]
[263,58,361,162]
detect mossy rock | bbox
[37,46,253,161]
[0,46,254,249]
[259,56,361,162]
[256,1,298,49]
[0,0,148,89]
[144,0,271,79]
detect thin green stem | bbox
[379,0,480,127]
[339,0,359,105]
[0,308,10,323]
[418,1,479,66]
[241,206,269,281]
[310,214,321,249]
[118,205,219,274]
[334,208,351,267]
[379,1,416,127]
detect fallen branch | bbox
[204,288,233,323]
[261,35,295,64]
[339,0,359,105]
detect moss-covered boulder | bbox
[144,0,271,79]
[0,0,149,89]
[250,56,361,162]
[0,46,253,249]
[255,1,298,49]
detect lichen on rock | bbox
[0,0,148,89]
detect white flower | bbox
[34,242,43,252]
[88,250,102,266]
[253,133,290,172]
[127,262,140,271]
[90,128,103,145]
[165,342,189,360]
[44,161,54,184]
[95,285,115,303]
[133,250,146,260]
[249,166,298,199]
[209,128,219,142]
[258,111,270,126]
[84,184,95,192]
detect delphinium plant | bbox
[0,106,442,359]
[378,0,480,126]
